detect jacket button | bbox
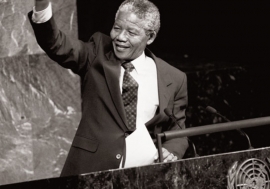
[116,154,121,159]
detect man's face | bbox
[110,10,154,61]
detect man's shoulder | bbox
[152,54,186,77]
[146,49,185,75]
[90,32,111,44]
[156,57,187,87]
[88,32,112,52]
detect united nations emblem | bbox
[227,158,270,189]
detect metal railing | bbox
[156,116,270,162]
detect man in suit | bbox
[29,0,188,176]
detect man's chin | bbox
[114,52,130,61]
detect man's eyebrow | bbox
[128,27,139,31]
[128,21,145,30]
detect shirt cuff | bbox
[32,2,52,23]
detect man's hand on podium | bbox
[154,148,178,163]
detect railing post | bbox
[156,133,164,162]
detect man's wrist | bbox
[32,1,52,23]
[35,0,50,11]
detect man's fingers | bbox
[163,153,174,162]
[163,153,178,162]
[162,148,170,158]
[172,155,178,161]
[153,148,178,163]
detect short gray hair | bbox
[116,0,161,34]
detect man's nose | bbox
[117,30,127,41]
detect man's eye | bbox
[128,31,136,36]
[114,27,120,30]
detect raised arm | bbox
[29,0,95,75]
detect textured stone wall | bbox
[0,0,80,185]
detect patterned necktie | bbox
[122,62,138,131]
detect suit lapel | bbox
[157,63,172,114]
[103,51,128,131]
[145,49,172,127]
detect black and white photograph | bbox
[0,0,270,188]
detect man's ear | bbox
[146,31,157,45]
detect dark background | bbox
[76,0,270,158]
[77,0,270,65]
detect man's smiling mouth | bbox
[115,43,129,51]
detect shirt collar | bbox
[130,51,146,74]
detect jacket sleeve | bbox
[28,11,97,76]
[162,73,189,158]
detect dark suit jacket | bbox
[29,12,188,177]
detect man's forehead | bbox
[115,11,145,29]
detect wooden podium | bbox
[2,147,270,189]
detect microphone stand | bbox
[205,106,253,149]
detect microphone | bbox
[205,106,231,122]
[164,108,182,129]
[164,108,199,157]
[205,106,253,149]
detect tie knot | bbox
[122,62,135,72]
